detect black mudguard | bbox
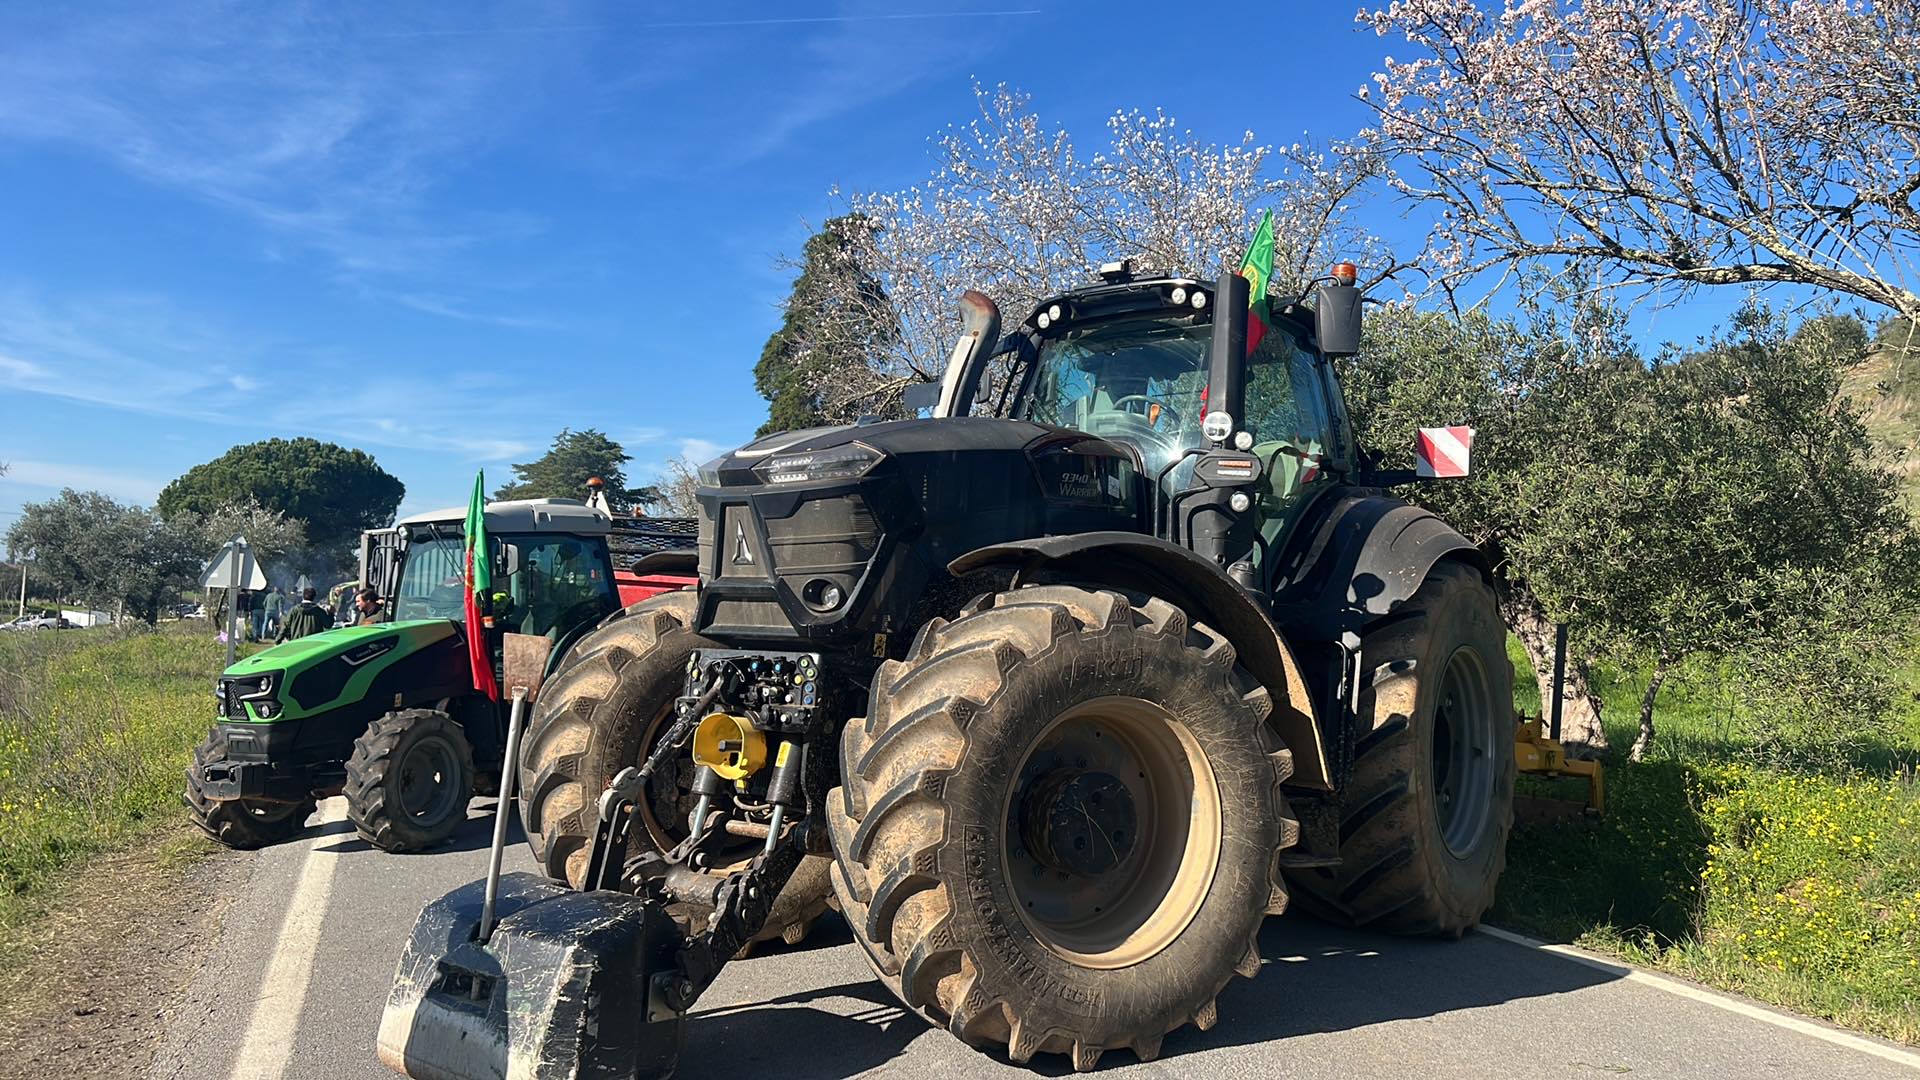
[1268,492,1488,641]
[378,873,684,1080]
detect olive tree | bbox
[1345,300,1919,759]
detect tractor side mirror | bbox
[1313,282,1362,358]
[499,542,523,578]
[903,382,941,417]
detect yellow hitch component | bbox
[1514,717,1605,815]
[691,713,768,781]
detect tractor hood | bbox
[224,620,452,676]
[217,619,470,723]
[693,416,1144,646]
[704,416,1135,486]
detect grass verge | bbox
[0,623,221,941]
[1496,640,1920,1045]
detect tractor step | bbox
[378,872,687,1080]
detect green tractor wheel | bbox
[344,709,476,853]
[184,728,316,849]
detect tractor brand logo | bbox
[732,521,756,565]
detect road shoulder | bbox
[0,823,246,1080]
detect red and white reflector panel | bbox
[1416,426,1474,478]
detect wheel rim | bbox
[1432,646,1498,858]
[1004,697,1221,970]
[397,735,464,825]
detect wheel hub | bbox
[1002,697,1222,968]
[397,737,460,823]
[1020,771,1138,877]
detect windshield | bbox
[1025,316,1211,478]
[392,531,615,638]
[394,536,468,622]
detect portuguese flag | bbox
[1239,209,1277,355]
[463,470,499,702]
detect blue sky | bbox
[0,1,1739,534]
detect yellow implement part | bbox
[691,712,768,781]
[1514,718,1605,814]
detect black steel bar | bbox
[1550,622,1568,742]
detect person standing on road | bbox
[277,587,335,642]
[263,586,286,639]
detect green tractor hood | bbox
[220,620,471,723]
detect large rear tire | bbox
[184,728,315,849]
[518,591,833,948]
[1285,560,1515,935]
[827,586,1297,1072]
[345,709,476,852]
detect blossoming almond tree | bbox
[795,84,1387,421]
[1360,0,1920,318]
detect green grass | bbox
[1495,639,1920,1044]
[0,624,222,938]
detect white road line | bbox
[1478,924,1920,1071]
[228,799,348,1080]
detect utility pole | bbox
[14,559,23,619]
[224,539,245,670]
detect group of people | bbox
[226,583,387,643]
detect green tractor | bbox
[185,498,678,852]
[381,259,1516,1077]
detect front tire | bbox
[1285,560,1515,935]
[828,586,1297,1072]
[344,709,476,852]
[519,592,833,948]
[184,728,315,849]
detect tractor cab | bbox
[384,500,622,642]
[929,259,1363,582]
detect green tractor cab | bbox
[186,498,633,852]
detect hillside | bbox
[1846,321,1920,512]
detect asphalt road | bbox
[147,796,1920,1080]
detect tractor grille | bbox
[765,496,880,574]
[222,682,246,720]
[696,493,885,636]
[606,516,699,569]
[704,496,880,583]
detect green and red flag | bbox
[463,469,499,701]
[1239,209,1277,354]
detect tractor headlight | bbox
[753,442,884,486]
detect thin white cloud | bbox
[678,437,726,463]
[0,4,562,320]
[0,289,271,417]
[0,353,44,379]
[0,458,169,504]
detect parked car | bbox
[3,614,68,630]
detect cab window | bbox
[392,536,468,622]
[1243,330,1337,552]
[1024,315,1211,480]
[500,535,614,639]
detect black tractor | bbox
[381,259,1513,1078]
